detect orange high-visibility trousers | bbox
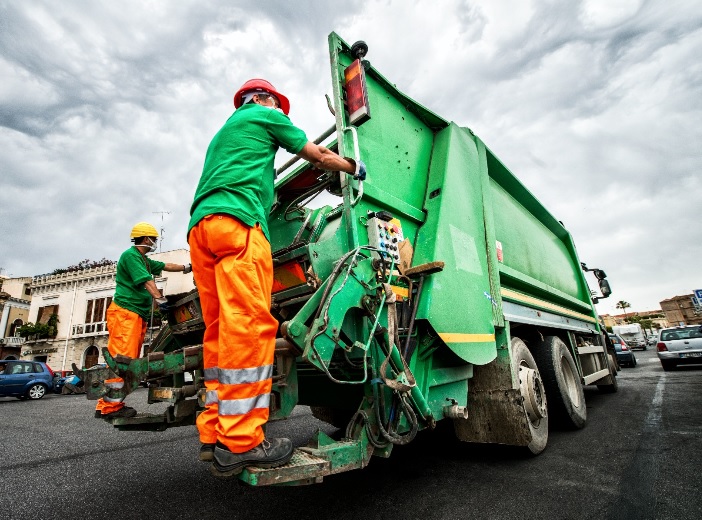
[96,302,147,415]
[188,214,279,453]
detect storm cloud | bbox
[1,0,700,316]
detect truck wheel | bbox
[597,362,619,394]
[511,337,548,454]
[533,336,587,429]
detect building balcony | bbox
[0,336,25,346]
[72,321,109,337]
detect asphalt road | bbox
[1,348,700,520]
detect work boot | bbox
[199,443,215,462]
[101,406,137,419]
[210,438,293,478]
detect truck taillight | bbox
[272,262,307,293]
[344,59,370,125]
[657,342,668,352]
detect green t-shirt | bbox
[188,103,308,240]
[113,247,165,319]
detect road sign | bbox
[694,289,702,301]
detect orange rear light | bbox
[344,59,371,125]
[272,262,307,293]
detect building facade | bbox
[660,294,702,327]
[0,276,33,360]
[20,249,193,373]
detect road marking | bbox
[614,372,666,519]
[644,373,666,429]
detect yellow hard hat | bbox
[130,222,159,239]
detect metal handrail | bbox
[275,124,337,177]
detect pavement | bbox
[1,347,700,520]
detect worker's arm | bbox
[298,142,357,174]
[143,280,163,300]
[163,263,191,273]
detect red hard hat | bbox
[233,78,291,115]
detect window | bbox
[85,297,112,324]
[37,305,59,325]
[80,296,112,334]
[10,362,33,374]
[661,327,702,341]
[10,319,23,337]
[33,363,45,373]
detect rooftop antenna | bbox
[152,211,171,252]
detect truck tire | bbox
[597,361,619,394]
[511,337,548,454]
[533,336,587,429]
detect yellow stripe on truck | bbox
[438,333,495,343]
[500,288,597,323]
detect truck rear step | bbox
[239,449,331,486]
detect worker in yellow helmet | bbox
[95,222,192,419]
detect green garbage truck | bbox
[75,32,617,486]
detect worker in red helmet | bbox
[188,78,366,477]
[95,222,192,419]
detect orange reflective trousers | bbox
[188,214,279,453]
[96,302,146,415]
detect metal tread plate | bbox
[239,449,331,486]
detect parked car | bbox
[647,333,658,347]
[656,325,702,371]
[54,373,85,394]
[608,334,637,368]
[53,374,68,393]
[0,359,55,399]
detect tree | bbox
[616,301,631,319]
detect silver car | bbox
[657,326,702,371]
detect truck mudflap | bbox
[238,430,372,486]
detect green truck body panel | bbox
[75,31,615,486]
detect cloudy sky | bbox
[1,0,700,316]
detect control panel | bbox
[366,214,404,264]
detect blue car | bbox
[54,373,84,394]
[608,334,637,368]
[0,359,55,399]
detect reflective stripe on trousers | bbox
[96,303,146,414]
[188,214,279,453]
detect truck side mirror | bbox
[599,279,611,298]
[594,269,607,280]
